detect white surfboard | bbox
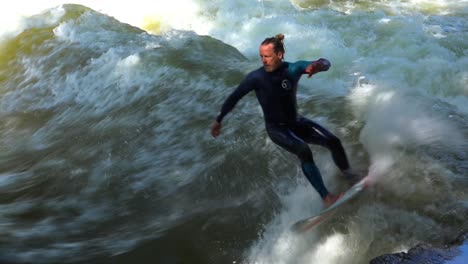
[291,176,369,233]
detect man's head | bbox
[260,34,285,72]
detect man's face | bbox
[259,43,283,72]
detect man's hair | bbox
[261,34,285,56]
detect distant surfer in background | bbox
[211,34,358,207]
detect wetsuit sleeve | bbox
[216,75,255,123]
[289,58,331,77]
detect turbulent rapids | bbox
[0,1,466,263]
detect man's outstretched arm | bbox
[211,76,255,138]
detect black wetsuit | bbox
[216,59,351,198]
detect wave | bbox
[0,1,466,263]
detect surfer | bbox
[211,34,357,207]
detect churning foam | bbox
[0,0,209,36]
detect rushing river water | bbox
[0,1,467,263]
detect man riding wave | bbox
[211,34,358,207]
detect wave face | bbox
[0,1,467,263]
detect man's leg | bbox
[266,124,329,198]
[293,117,358,180]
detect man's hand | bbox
[211,121,222,138]
[305,61,321,78]
[305,58,330,78]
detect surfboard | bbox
[291,176,369,233]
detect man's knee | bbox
[327,135,344,150]
[297,144,313,162]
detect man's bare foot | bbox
[323,192,344,208]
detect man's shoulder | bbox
[245,67,265,79]
[252,66,265,74]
